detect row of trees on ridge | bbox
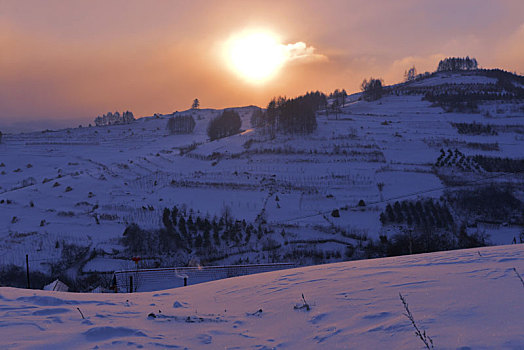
[437,57,478,72]
[94,111,135,126]
[251,91,326,135]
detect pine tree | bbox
[213,226,220,246]
[191,98,200,109]
[162,208,173,232]
[195,234,203,248]
[386,203,395,222]
[203,228,211,248]
[178,217,187,238]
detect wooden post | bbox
[112,275,118,293]
[26,254,30,289]
[129,276,133,293]
[408,229,413,255]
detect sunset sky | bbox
[1,0,523,131]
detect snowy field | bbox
[0,244,523,349]
[0,71,523,272]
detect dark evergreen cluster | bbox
[207,109,242,140]
[437,56,478,72]
[481,68,524,88]
[369,224,487,258]
[392,67,524,114]
[361,78,384,101]
[280,93,323,133]
[422,75,524,111]
[94,111,134,126]
[166,114,196,134]
[256,92,325,135]
[380,199,454,229]
[400,81,522,101]
[434,148,524,174]
[446,185,523,224]
[428,95,479,113]
[122,206,268,258]
[435,148,483,172]
[471,155,524,173]
[275,92,324,134]
[283,248,341,265]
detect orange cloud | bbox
[283,42,328,63]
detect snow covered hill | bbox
[0,70,523,287]
[0,244,523,349]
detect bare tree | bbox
[404,66,417,82]
[361,78,384,101]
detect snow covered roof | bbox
[43,279,69,292]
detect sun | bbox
[225,30,286,83]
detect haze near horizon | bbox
[1,0,523,132]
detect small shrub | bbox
[451,122,497,135]
[99,213,118,221]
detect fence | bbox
[113,263,297,293]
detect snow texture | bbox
[1,73,522,271]
[0,244,523,349]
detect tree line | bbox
[446,185,523,224]
[437,56,478,72]
[121,205,275,264]
[207,109,242,140]
[251,91,326,135]
[167,114,196,134]
[94,111,134,126]
[380,199,454,229]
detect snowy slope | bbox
[0,71,523,274]
[0,244,523,349]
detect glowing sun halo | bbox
[225,31,286,83]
